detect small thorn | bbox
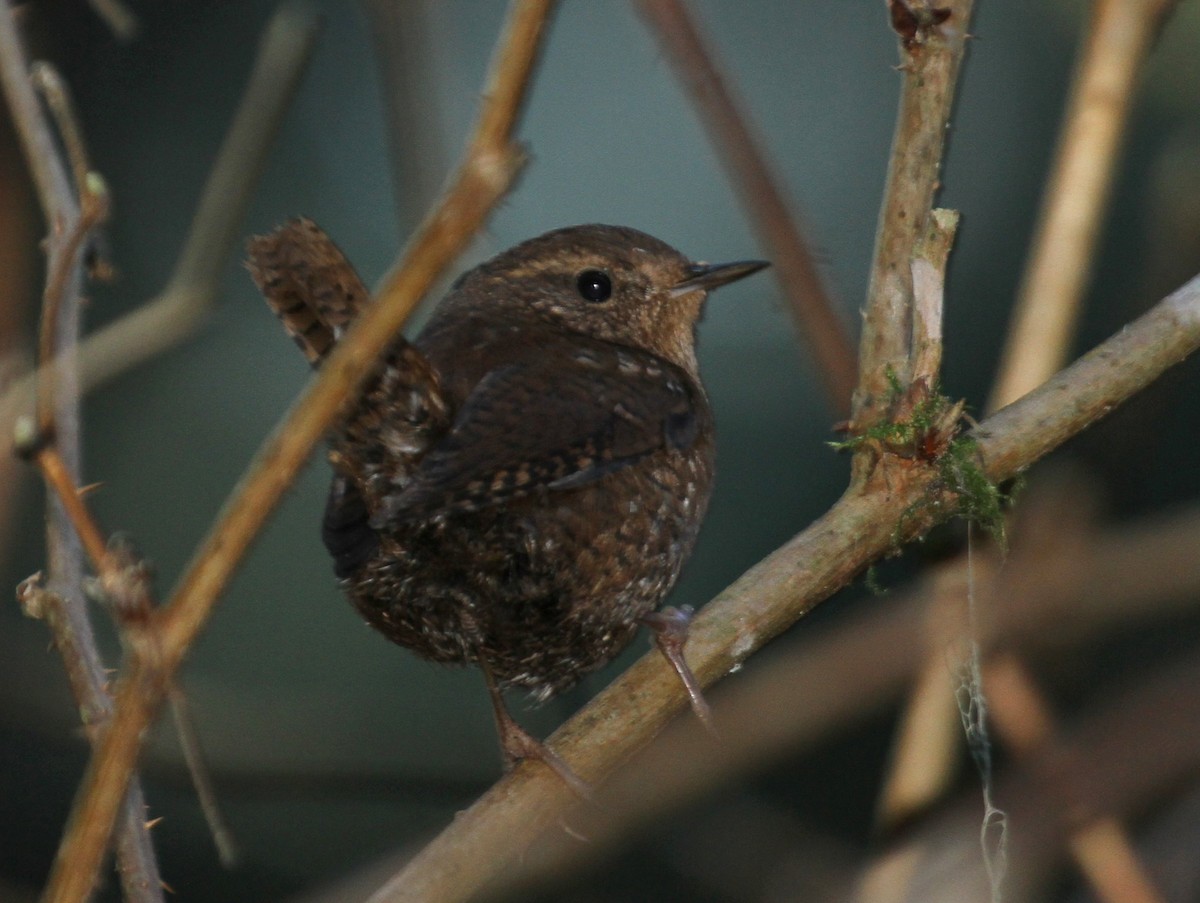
[558,819,591,843]
[144,816,164,830]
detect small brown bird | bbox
[247,220,767,789]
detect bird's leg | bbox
[641,605,717,736]
[479,659,592,800]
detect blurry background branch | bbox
[0,3,320,448]
[635,0,857,415]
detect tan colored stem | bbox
[990,0,1178,410]
[0,3,164,899]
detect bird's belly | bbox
[344,456,711,701]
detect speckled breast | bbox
[345,424,713,701]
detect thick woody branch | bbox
[365,271,1200,902]
[461,487,1200,899]
[40,3,555,900]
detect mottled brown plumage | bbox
[247,219,766,777]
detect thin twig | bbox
[990,0,1179,410]
[853,0,973,450]
[168,686,239,868]
[0,1,320,448]
[27,445,110,570]
[28,63,109,439]
[634,0,856,415]
[40,3,555,900]
[0,5,165,901]
[362,270,1200,902]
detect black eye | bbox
[576,269,612,303]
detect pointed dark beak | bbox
[669,259,770,298]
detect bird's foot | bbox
[480,660,592,800]
[641,605,717,737]
[494,712,593,801]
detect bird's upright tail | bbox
[246,217,369,366]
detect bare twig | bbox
[40,3,555,900]
[362,270,1200,902]
[0,5,165,900]
[27,61,110,441]
[634,0,856,416]
[85,0,139,42]
[168,686,239,868]
[986,653,1166,903]
[0,2,320,447]
[853,0,973,449]
[24,444,110,570]
[360,0,446,224]
[989,0,1179,410]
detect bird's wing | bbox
[371,344,702,525]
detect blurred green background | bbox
[2,1,1199,900]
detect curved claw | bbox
[641,605,717,737]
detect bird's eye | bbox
[576,269,612,303]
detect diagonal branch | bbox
[634,0,857,415]
[39,2,557,901]
[364,270,1200,901]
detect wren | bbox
[247,220,767,789]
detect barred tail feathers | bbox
[246,217,369,365]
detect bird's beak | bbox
[669,259,770,298]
